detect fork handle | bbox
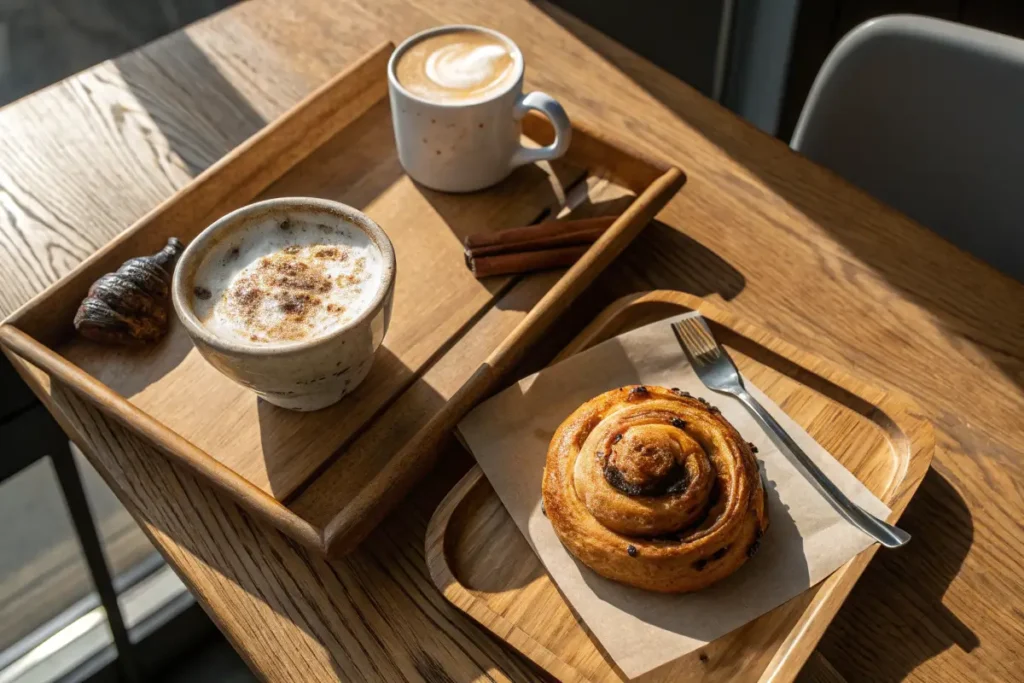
[734,389,910,548]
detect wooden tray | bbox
[426,290,934,683]
[0,42,684,557]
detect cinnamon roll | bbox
[542,385,768,593]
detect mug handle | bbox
[509,91,572,169]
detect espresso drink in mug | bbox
[389,25,571,192]
[172,198,396,412]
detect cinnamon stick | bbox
[463,216,615,259]
[468,245,591,278]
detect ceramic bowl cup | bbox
[171,197,396,411]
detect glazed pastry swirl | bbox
[543,385,769,593]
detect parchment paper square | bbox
[458,312,890,678]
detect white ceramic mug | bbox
[172,198,396,412]
[388,25,572,192]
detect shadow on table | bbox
[0,0,240,108]
[535,0,1024,399]
[115,30,267,177]
[254,345,409,501]
[412,158,584,238]
[817,468,978,681]
[69,322,194,401]
[99,341,544,679]
[612,219,746,301]
[416,155,739,316]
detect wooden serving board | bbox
[0,43,684,557]
[426,290,934,683]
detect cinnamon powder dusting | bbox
[191,217,381,345]
[224,244,352,342]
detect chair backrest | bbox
[791,15,1024,282]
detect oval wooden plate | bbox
[426,290,934,683]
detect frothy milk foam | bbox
[191,217,382,345]
[395,29,519,103]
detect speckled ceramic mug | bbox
[388,25,572,192]
[172,197,396,411]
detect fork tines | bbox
[671,315,722,367]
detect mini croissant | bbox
[74,238,184,345]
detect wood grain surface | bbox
[427,290,934,683]
[1,0,1022,682]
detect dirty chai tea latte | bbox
[190,217,383,345]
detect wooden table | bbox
[2,1,1022,681]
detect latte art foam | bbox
[395,29,519,103]
[425,44,514,91]
[191,218,382,345]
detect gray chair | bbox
[791,15,1024,282]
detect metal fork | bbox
[671,315,910,548]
